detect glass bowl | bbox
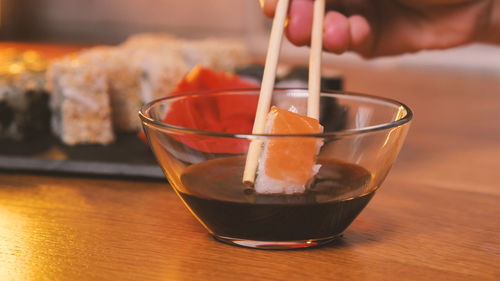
[139,89,412,249]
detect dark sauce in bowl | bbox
[179,156,374,241]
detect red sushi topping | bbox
[140,65,259,154]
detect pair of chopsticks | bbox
[243,0,325,186]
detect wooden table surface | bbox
[0,43,499,280]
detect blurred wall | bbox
[0,0,267,44]
[1,0,499,74]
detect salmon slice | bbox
[255,106,323,194]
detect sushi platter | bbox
[0,40,342,179]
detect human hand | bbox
[261,0,499,57]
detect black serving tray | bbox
[0,133,164,179]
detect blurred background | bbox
[2,0,500,73]
[0,0,262,44]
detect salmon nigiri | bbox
[255,106,323,194]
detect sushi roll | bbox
[127,46,189,103]
[47,55,114,145]
[78,46,142,132]
[0,50,51,140]
[255,106,323,194]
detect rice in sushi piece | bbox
[78,46,142,131]
[121,33,180,50]
[128,47,189,103]
[255,106,323,194]
[47,55,114,145]
[182,38,251,71]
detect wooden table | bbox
[1,44,499,280]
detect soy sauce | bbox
[179,156,374,241]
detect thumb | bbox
[261,0,279,18]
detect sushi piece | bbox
[0,72,51,140]
[0,50,51,140]
[78,46,142,131]
[128,47,189,103]
[47,55,114,145]
[121,34,190,103]
[255,106,323,194]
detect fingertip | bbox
[348,15,374,57]
[323,11,351,54]
[286,0,314,46]
[262,0,278,18]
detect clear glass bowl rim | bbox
[139,88,413,138]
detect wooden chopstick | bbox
[243,0,325,186]
[242,0,290,186]
[308,0,325,120]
